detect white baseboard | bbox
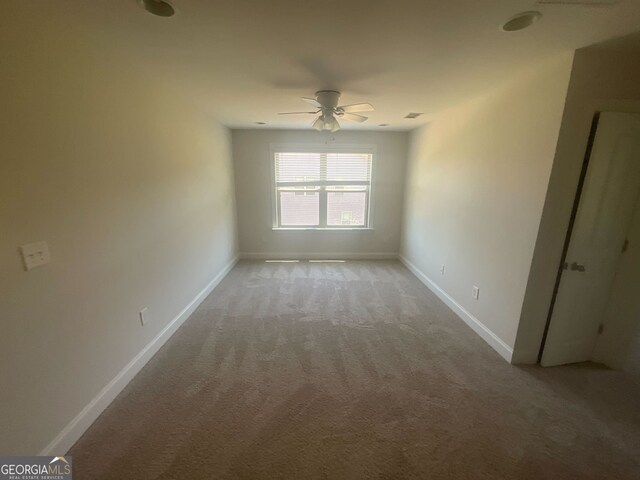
[240,252,399,260]
[39,255,239,456]
[399,255,513,363]
[509,348,540,365]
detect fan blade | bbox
[302,97,322,108]
[341,112,368,123]
[278,111,318,115]
[339,103,374,113]
[312,117,324,131]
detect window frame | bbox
[270,144,376,230]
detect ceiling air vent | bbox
[536,0,620,5]
[404,112,423,119]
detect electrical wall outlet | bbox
[472,286,480,300]
[19,241,51,271]
[440,265,446,275]
[139,307,150,326]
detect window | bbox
[273,150,373,229]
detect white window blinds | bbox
[274,151,373,228]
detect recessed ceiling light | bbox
[255,121,266,125]
[501,11,541,32]
[138,0,175,17]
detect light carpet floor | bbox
[70,260,640,479]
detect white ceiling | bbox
[64,0,640,131]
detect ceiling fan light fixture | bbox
[312,117,324,131]
[315,114,340,132]
[326,116,340,132]
[278,91,374,132]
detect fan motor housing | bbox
[315,90,341,109]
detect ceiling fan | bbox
[278,90,374,132]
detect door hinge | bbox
[598,324,605,335]
[622,238,629,253]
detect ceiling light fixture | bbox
[138,0,175,17]
[312,114,341,133]
[278,91,374,132]
[501,11,542,32]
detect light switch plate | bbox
[20,241,50,271]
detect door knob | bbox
[570,262,586,272]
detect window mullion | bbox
[364,186,370,228]
[319,153,327,227]
[276,188,285,227]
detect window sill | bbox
[272,227,374,231]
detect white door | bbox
[541,112,640,367]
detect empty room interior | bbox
[3,0,640,478]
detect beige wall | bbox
[232,129,408,258]
[401,54,574,356]
[514,48,640,363]
[0,5,237,454]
